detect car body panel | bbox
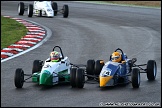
[99,57,130,87]
[32,56,71,85]
[33,1,54,17]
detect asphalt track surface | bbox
[1,1,161,107]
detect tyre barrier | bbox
[1,16,47,60]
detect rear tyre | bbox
[147,60,157,80]
[18,2,24,15]
[28,4,33,17]
[131,68,140,88]
[70,67,77,88]
[32,60,42,74]
[76,68,85,88]
[86,59,95,80]
[63,5,69,18]
[14,68,24,88]
[52,2,58,16]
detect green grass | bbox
[1,16,28,49]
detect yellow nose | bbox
[99,76,113,87]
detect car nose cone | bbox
[99,76,113,87]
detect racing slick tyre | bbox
[76,68,85,88]
[146,60,157,80]
[28,4,33,17]
[131,68,140,88]
[52,2,58,16]
[63,5,69,18]
[14,68,24,88]
[18,2,24,15]
[94,60,104,76]
[70,67,77,88]
[86,59,95,80]
[32,60,42,74]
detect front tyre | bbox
[52,2,58,16]
[147,60,157,80]
[76,68,85,88]
[86,59,95,80]
[28,4,33,17]
[32,60,42,74]
[63,5,69,18]
[94,60,104,76]
[18,2,24,15]
[131,68,140,88]
[14,68,24,88]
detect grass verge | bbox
[1,16,28,49]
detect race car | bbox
[14,46,78,88]
[18,1,69,18]
[70,48,157,88]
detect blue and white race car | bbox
[71,48,157,89]
[18,1,69,18]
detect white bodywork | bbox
[41,56,71,84]
[33,1,54,17]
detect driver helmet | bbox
[111,52,122,62]
[50,51,60,62]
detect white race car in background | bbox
[18,1,69,18]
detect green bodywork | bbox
[32,69,70,85]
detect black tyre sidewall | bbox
[86,59,95,79]
[147,60,157,80]
[52,2,58,16]
[70,67,77,87]
[14,68,24,88]
[63,5,69,18]
[18,2,24,15]
[131,68,140,88]
[94,60,104,76]
[76,68,85,88]
[32,60,42,74]
[28,4,33,17]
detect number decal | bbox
[44,64,51,68]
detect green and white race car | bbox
[14,46,79,88]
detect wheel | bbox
[147,60,157,80]
[63,5,69,18]
[32,60,42,74]
[28,4,33,17]
[39,10,42,17]
[14,68,24,88]
[86,59,95,79]
[18,2,24,15]
[94,60,104,76]
[52,2,58,16]
[70,67,77,88]
[76,68,85,88]
[131,68,140,88]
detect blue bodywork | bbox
[100,53,131,86]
